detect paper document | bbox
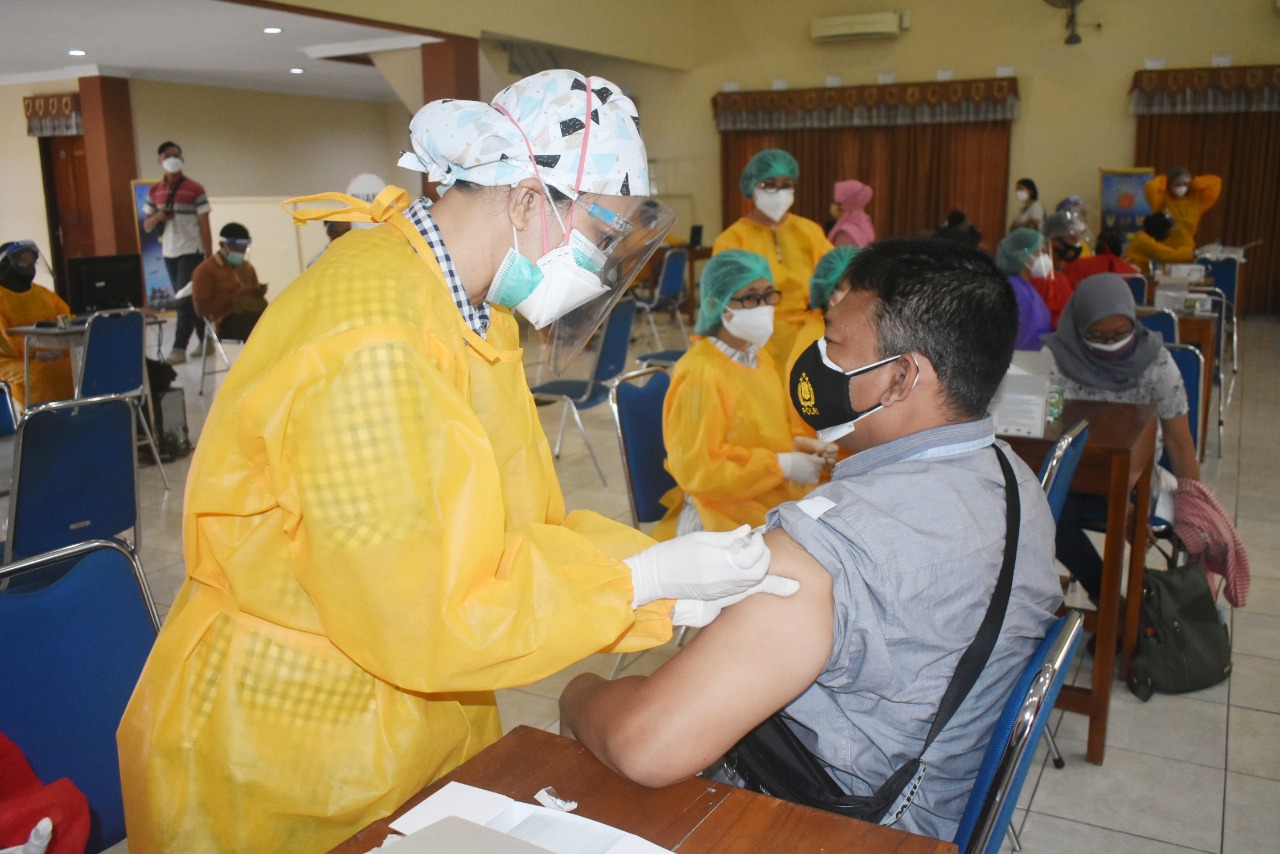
[386,782,669,853]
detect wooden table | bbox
[1001,400,1157,765]
[1136,308,1216,460]
[330,726,955,854]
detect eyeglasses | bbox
[755,180,796,193]
[1084,325,1134,345]
[728,289,781,309]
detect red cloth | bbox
[0,733,90,854]
[1173,478,1251,607]
[1029,271,1074,328]
[1062,253,1140,288]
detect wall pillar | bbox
[78,76,138,256]
[421,36,480,103]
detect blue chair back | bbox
[78,309,145,398]
[0,380,17,436]
[593,298,638,384]
[0,540,159,852]
[656,249,689,301]
[1198,257,1238,307]
[953,611,1084,854]
[610,368,677,526]
[1163,343,1204,467]
[1037,420,1089,523]
[1137,309,1178,344]
[6,395,138,563]
[1122,275,1148,306]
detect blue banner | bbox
[1100,168,1154,235]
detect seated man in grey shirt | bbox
[560,238,1064,841]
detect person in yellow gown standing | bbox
[712,149,833,371]
[0,241,73,408]
[1144,167,1221,253]
[655,249,831,540]
[117,71,793,853]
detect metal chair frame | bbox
[198,316,236,396]
[607,366,675,529]
[635,248,689,351]
[1137,308,1179,344]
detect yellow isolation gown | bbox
[653,336,802,540]
[1144,174,1222,253]
[0,283,74,408]
[1124,231,1195,274]
[117,189,672,852]
[712,215,832,371]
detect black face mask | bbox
[789,337,901,441]
[0,258,36,293]
[1056,242,1083,264]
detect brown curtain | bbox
[1135,111,1280,315]
[719,122,1011,255]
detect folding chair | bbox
[4,395,140,565]
[531,299,638,485]
[635,248,689,351]
[607,366,681,675]
[1122,275,1149,306]
[0,380,16,500]
[1186,287,1230,456]
[608,367,677,529]
[1163,343,1205,468]
[1198,256,1240,373]
[0,539,159,853]
[77,308,169,490]
[198,316,235,396]
[952,611,1084,854]
[1137,308,1178,344]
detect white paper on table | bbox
[990,365,1048,438]
[388,782,670,853]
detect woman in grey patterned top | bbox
[1042,273,1200,601]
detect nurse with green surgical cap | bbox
[995,228,1054,349]
[712,149,833,374]
[654,249,829,541]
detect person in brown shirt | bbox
[191,222,267,341]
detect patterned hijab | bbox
[1043,273,1163,392]
[398,69,648,198]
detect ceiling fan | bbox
[1044,0,1084,45]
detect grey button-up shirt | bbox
[766,416,1062,840]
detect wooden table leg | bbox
[1121,455,1154,676]
[1084,455,1130,765]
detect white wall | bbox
[0,80,74,261]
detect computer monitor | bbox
[688,224,703,248]
[66,254,145,315]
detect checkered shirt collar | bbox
[405,196,490,338]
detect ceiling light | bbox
[263,27,282,34]
[290,67,304,74]
[68,49,86,56]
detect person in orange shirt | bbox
[191,222,267,341]
[1144,168,1221,252]
[0,241,73,409]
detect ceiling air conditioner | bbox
[810,11,902,42]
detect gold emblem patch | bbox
[797,372,819,416]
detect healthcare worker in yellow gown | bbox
[785,245,859,452]
[117,71,798,853]
[1144,167,1221,253]
[654,249,833,540]
[0,241,74,409]
[712,149,833,371]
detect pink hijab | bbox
[828,180,875,247]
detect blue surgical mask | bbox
[487,226,543,309]
[225,251,246,267]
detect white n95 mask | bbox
[513,243,609,329]
[1029,253,1054,279]
[753,188,794,222]
[721,305,775,347]
[162,157,183,174]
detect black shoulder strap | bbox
[165,176,186,214]
[919,444,1020,754]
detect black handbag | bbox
[722,446,1021,825]
[1127,559,1232,701]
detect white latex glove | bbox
[671,573,801,628]
[0,818,52,854]
[793,435,839,466]
[778,451,824,484]
[626,525,770,608]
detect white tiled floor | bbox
[127,313,1279,853]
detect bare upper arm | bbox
[587,527,835,784]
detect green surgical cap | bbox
[809,246,859,309]
[696,249,774,335]
[996,228,1044,275]
[738,149,800,198]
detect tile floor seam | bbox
[1021,809,1220,853]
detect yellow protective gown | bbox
[1145,174,1222,252]
[0,283,74,408]
[712,215,832,371]
[653,337,801,540]
[1124,231,1195,273]
[117,190,672,853]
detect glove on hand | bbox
[778,451,824,484]
[671,574,801,628]
[626,526,770,608]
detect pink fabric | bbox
[830,181,875,246]
[1173,478,1250,607]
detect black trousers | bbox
[164,252,205,349]
[1055,491,1109,602]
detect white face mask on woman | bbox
[1029,253,1054,279]
[1016,189,1030,203]
[753,187,794,222]
[721,305,775,347]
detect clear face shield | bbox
[539,192,677,375]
